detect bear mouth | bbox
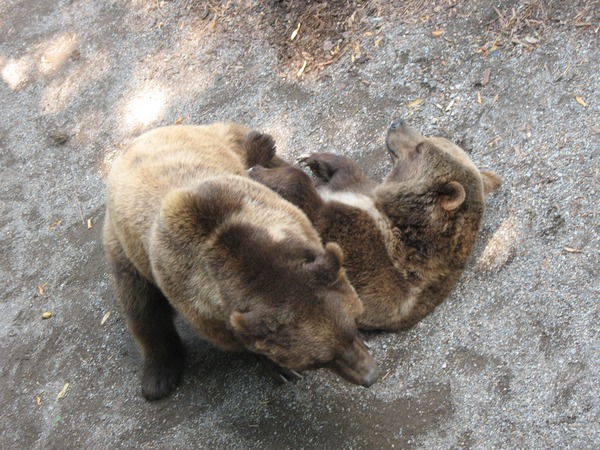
[385,139,399,160]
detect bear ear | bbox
[438,181,466,211]
[480,170,502,197]
[160,181,243,236]
[304,242,344,286]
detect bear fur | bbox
[103,123,379,400]
[248,119,502,331]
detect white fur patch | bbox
[267,224,289,242]
[318,189,397,245]
[318,190,381,221]
[398,286,421,317]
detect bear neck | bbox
[385,206,483,283]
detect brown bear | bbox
[103,123,379,400]
[248,118,502,331]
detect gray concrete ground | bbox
[1,0,598,448]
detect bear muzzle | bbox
[329,336,380,387]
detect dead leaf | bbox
[408,98,424,108]
[524,36,539,44]
[38,283,48,296]
[57,383,69,400]
[575,96,588,107]
[488,137,502,147]
[490,94,499,107]
[432,29,445,37]
[445,98,455,112]
[374,36,384,47]
[42,311,53,319]
[591,125,600,134]
[49,219,62,231]
[481,68,491,86]
[316,59,334,68]
[35,395,42,406]
[564,247,582,253]
[49,133,71,145]
[290,22,301,41]
[348,11,357,28]
[101,311,111,326]
[175,116,183,124]
[297,60,307,77]
[477,91,482,104]
[87,218,93,230]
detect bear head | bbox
[211,225,379,387]
[376,118,501,243]
[158,180,380,388]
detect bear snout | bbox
[329,336,380,387]
[389,118,405,131]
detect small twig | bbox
[381,370,392,381]
[73,191,85,225]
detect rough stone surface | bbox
[1,1,598,448]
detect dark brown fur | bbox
[249,119,501,331]
[103,123,379,400]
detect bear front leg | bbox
[297,153,370,191]
[247,165,324,221]
[109,257,185,401]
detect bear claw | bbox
[296,154,311,164]
[259,356,303,383]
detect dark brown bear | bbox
[248,119,502,331]
[103,123,379,400]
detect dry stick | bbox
[73,190,85,225]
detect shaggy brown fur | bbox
[103,123,379,400]
[249,119,501,331]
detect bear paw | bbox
[244,131,277,168]
[141,354,185,401]
[297,154,336,182]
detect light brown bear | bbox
[103,123,379,400]
[248,118,502,331]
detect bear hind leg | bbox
[109,255,185,401]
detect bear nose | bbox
[389,118,404,131]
